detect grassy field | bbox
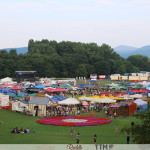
[0,110,139,144]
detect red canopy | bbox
[45,87,66,92]
[0,84,13,88]
[130,90,148,93]
[10,85,24,90]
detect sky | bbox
[0,0,150,49]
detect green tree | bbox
[121,110,150,144]
[76,64,87,77]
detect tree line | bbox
[0,39,150,78]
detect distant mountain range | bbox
[0,45,150,58]
[114,45,150,58]
[0,47,28,54]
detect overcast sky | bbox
[0,0,150,49]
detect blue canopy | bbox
[125,91,135,95]
[51,95,67,102]
[0,88,12,93]
[35,84,45,89]
[117,83,124,85]
[79,84,94,87]
[7,92,16,97]
[25,84,37,89]
[18,92,28,96]
[140,104,148,112]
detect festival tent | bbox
[94,98,116,103]
[35,84,46,89]
[58,98,80,105]
[50,84,57,88]
[0,84,13,88]
[29,93,37,96]
[57,81,66,84]
[10,85,25,90]
[0,88,11,93]
[79,84,93,88]
[133,99,148,112]
[50,95,67,103]
[78,96,93,101]
[18,92,28,96]
[108,96,124,100]
[119,86,127,90]
[133,99,147,106]
[130,90,148,93]
[132,86,143,89]
[129,94,143,99]
[45,87,66,92]
[125,91,136,95]
[82,101,89,106]
[60,84,72,88]
[7,92,16,97]
[11,100,29,112]
[0,77,13,83]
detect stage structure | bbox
[15,71,37,83]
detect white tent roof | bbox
[79,96,95,101]
[133,99,147,106]
[93,98,116,103]
[1,77,13,83]
[58,98,80,105]
[129,94,143,98]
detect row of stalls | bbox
[1,93,149,117]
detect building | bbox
[28,97,53,116]
[15,71,37,83]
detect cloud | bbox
[92,0,115,6]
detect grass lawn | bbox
[0,110,139,144]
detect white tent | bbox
[12,100,29,112]
[79,96,95,101]
[129,94,143,98]
[1,77,13,83]
[133,99,148,106]
[93,98,116,103]
[58,98,80,105]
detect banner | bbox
[0,94,9,106]
[0,144,149,150]
[99,75,106,79]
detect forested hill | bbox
[0,39,149,78]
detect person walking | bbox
[114,124,119,136]
[126,135,130,144]
[94,134,97,144]
[76,133,80,144]
[70,127,75,136]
